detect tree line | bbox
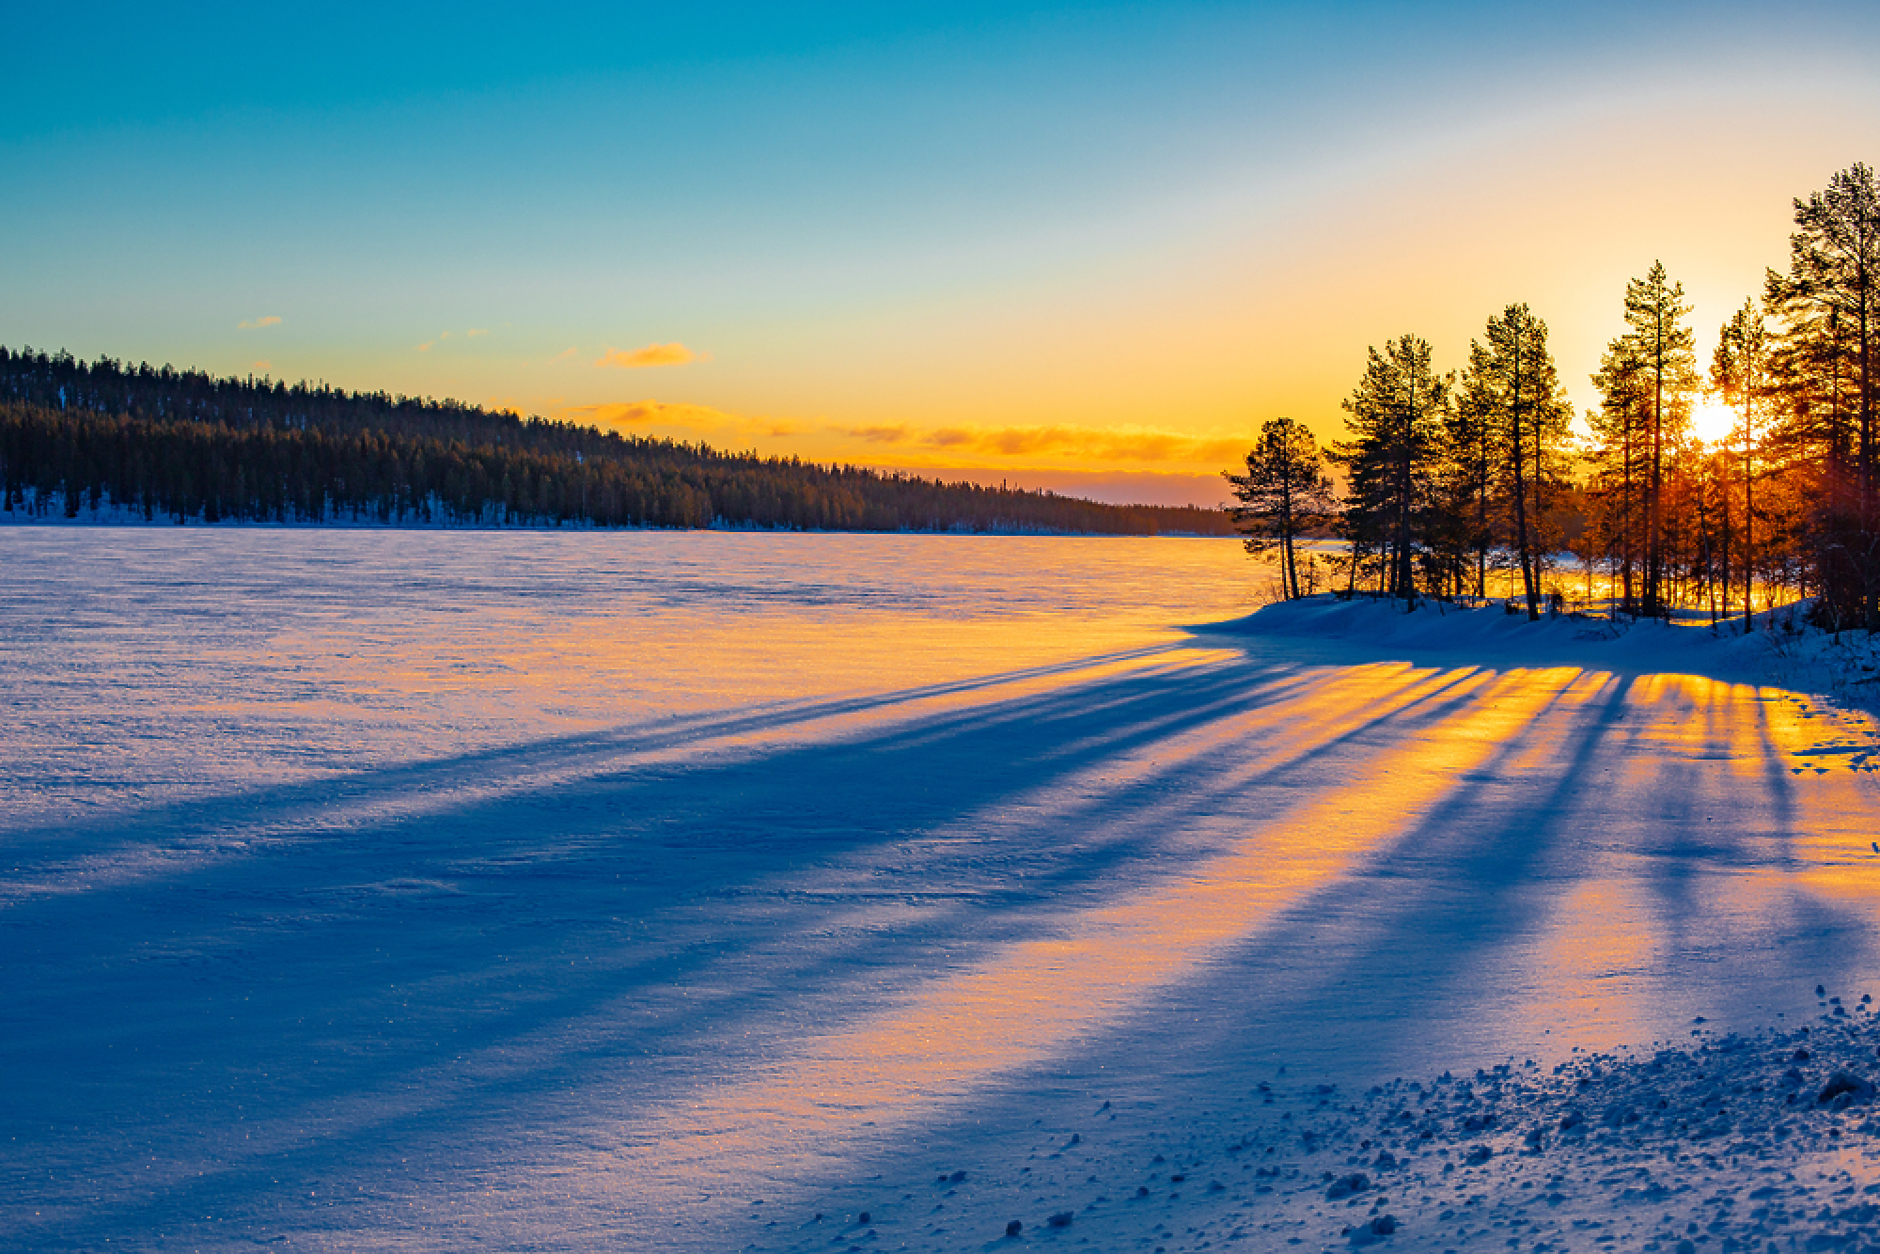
[0,350,1231,536]
[1228,162,1880,631]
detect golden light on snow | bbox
[556,654,1880,1209]
[11,535,1880,1249]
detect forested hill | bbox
[0,347,1232,535]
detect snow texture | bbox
[3,530,1879,1252]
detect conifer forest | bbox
[1228,163,1880,631]
[0,353,1230,538]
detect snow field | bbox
[6,533,1880,1252]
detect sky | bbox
[5,2,1879,507]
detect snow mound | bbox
[1198,594,1835,685]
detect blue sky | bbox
[6,2,1879,503]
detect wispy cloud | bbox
[250,360,271,372]
[467,328,490,338]
[596,342,697,369]
[552,346,578,361]
[846,424,916,444]
[238,315,281,330]
[567,399,731,430]
[556,404,1239,474]
[562,399,797,443]
[417,331,451,353]
[829,421,1248,466]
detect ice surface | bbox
[3,530,1878,1251]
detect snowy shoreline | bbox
[1194,594,1880,726]
[0,490,1225,538]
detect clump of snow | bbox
[775,999,1880,1253]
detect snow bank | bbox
[1199,594,1880,717]
[1201,594,1772,672]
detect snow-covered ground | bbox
[3,530,1878,1252]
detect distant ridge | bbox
[0,346,1232,536]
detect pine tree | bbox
[1443,345,1501,600]
[1456,304,1573,619]
[1711,298,1767,629]
[1224,417,1336,600]
[1589,339,1648,613]
[1331,335,1451,608]
[1765,163,1880,629]
[1590,264,1697,617]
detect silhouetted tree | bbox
[1332,335,1451,608]
[1455,304,1572,620]
[1765,163,1880,629]
[1585,264,1696,617]
[1711,297,1768,629]
[1224,417,1336,600]
[1440,348,1498,599]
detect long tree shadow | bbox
[8,640,1870,1249]
[0,642,1197,869]
[748,657,1880,1253]
[1071,666,1863,1091]
[1061,667,1646,1087]
[3,642,1493,1243]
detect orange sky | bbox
[458,80,1879,507]
[6,3,1879,506]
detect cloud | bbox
[845,424,916,444]
[596,342,697,369]
[828,421,1249,466]
[552,346,578,361]
[250,360,271,372]
[467,328,490,338]
[567,399,731,430]
[561,399,797,444]
[238,315,281,330]
[417,332,451,353]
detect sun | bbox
[1690,394,1739,446]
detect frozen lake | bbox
[3,528,1878,1251]
[0,529,1266,830]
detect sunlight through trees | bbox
[1229,163,1880,631]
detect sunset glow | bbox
[11,6,1880,1243]
[1690,393,1740,446]
[5,4,1879,505]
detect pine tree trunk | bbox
[1511,347,1537,622]
[1281,474,1298,600]
[1743,410,1753,632]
